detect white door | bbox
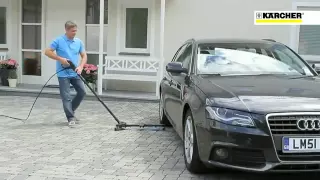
[44,0,86,86]
[20,0,86,85]
[19,0,45,85]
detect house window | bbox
[121,7,149,53]
[125,8,148,49]
[0,7,6,46]
[295,5,320,60]
[21,0,42,76]
[85,0,108,66]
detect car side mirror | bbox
[166,62,188,74]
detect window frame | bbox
[118,2,152,54]
[86,0,108,25]
[20,0,43,78]
[85,24,108,54]
[0,5,8,48]
[85,0,109,65]
[291,2,320,61]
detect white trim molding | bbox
[0,45,8,49]
[97,0,104,95]
[87,51,108,54]
[293,2,320,7]
[117,0,153,54]
[85,24,108,27]
[159,0,165,82]
[291,2,320,61]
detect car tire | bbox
[183,109,209,174]
[159,92,171,126]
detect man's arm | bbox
[79,41,87,67]
[44,48,64,61]
[44,39,63,61]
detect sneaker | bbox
[68,118,76,127]
[75,117,80,124]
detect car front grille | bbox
[267,115,320,135]
[272,164,320,171]
[267,113,320,161]
[277,151,320,161]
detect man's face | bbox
[66,27,77,39]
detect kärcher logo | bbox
[255,11,320,25]
[255,11,305,24]
[257,12,303,19]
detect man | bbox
[44,21,87,127]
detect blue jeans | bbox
[58,76,86,121]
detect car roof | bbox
[191,38,281,45]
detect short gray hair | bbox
[65,21,77,30]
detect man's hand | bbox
[75,66,83,74]
[59,58,70,66]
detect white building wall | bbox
[163,0,293,63]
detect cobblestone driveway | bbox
[0,96,318,180]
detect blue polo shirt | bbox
[49,34,85,77]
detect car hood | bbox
[196,75,320,114]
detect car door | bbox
[163,44,189,127]
[167,43,193,130]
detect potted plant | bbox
[6,59,19,87]
[81,63,98,92]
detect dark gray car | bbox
[159,38,320,173]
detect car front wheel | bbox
[183,109,208,174]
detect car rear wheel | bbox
[159,92,171,126]
[183,109,208,174]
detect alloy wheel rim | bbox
[184,116,194,164]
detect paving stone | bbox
[0,173,11,179]
[0,96,309,180]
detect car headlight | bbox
[205,107,255,127]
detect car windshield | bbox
[196,42,315,76]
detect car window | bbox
[196,43,314,76]
[176,44,192,71]
[172,44,188,62]
[272,48,308,74]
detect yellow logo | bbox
[255,11,303,24]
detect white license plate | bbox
[282,137,320,153]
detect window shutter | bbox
[297,6,320,56]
